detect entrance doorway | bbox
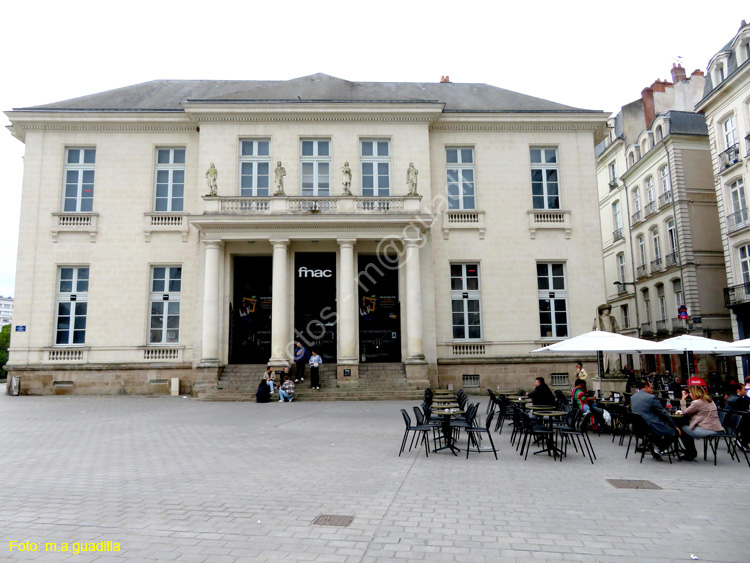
[358,255,401,363]
[230,256,272,364]
[294,252,337,362]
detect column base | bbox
[197,359,220,368]
[404,362,430,390]
[268,358,291,369]
[337,364,359,380]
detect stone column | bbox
[201,240,222,364]
[269,239,290,365]
[404,238,425,361]
[338,239,358,369]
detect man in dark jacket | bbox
[630,378,681,460]
[527,377,556,406]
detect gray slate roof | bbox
[665,111,708,136]
[18,73,597,113]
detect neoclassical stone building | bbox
[4,74,607,395]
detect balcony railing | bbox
[631,210,643,224]
[641,322,655,336]
[636,264,648,278]
[746,134,750,157]
[719,144,741,169]
[656,319,669,334]
[658,191,673,207]
[665,251,679,268]
[727,208,750,233]
[644,201,657,217]
[617,284,629,295]
[609,178,619,189]
[613,228,623,242]
[207,195,422,215]
[650,257,663,272]
[725,282,750,307]
[671,317,687,333]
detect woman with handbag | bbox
[309,350,322,390]
[679,384,724,461]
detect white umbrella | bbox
[715,338,750,356]
[647,334,735,354]
[531,330,666,354]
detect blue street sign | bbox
[15,326,26,332]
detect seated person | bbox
[263,367,275,394]
[630,378,680,461]
[256,378,271,403]
[279,375,295,402]
[679,384,724,461]
[667,375,684,398]
[526,376,556,406]
[726,382,750,412]
[572,379,608,431]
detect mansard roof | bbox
[17,73,597,114]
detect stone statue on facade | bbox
[274,161,286,196]
[341,161,352,195]
[594,303,621,373]
[406,162,419,195]
[205,162,218,196]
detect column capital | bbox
[403,237,423,247]
[269,238,290,248]
[202,239,223,249]
[337,238,357,248]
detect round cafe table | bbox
[430,408,465,456]
[535,411,568,459]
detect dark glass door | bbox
[230,256,272,364]
[294,253,337,362]
[358,255,401,363]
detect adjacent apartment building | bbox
[696,20,750,373]
[0,295,12,326]
[596,65,730,376]
[4,74,607,395]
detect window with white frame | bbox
[239,140,270,196]
[530,148,559,209]
[740,245,750,284]
[642,288,652,323]
[651,228,661,261]
[55,267,89,345]
[617,253,626,283]
[638,235,647,266]
[655,125,663,141]
[646,176,656,204]
[656,284,666,321]
[63,148,96,212]
[633,187,642,214]
[612,200,622,233]
[149,266,182,344]
[660,165,671,194]
[723,115,738,149]
[628,151,636,167]
[361,140,390,196]
[450,264,481,340]
[301,139,330,196]
[621,304,630,328]
[730,179,747,216]
[609,161,617,183]
[667,219,677,254]
[154,148,185,212]
[446,147,476,210]
[537,262,568,338]
[672,279,684,307]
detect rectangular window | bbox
[55,267,89,345]
[537,262,568,338]
[63,148,96,212]
[360,140,390,196]
[149,266,182,344]
[621,304,630,328]
[530,148,559,210]
[239,140,270,196]
[446,147,475,210]
[154,148,185,212]
[301,139,330,196]
[723,115,738,149]
[450,263,481,340]
[673,279,684,306]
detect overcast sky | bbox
[0,1,746,298]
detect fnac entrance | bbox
[294,252,337,362]
[230,256,272,364]
[358,255,401,363]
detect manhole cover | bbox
[312,514,354,527]
[607,479,661,490]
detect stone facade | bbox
[4,74,607,395]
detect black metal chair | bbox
[703,411,750,467]
[555,408,595,464]
[626,413,675,464]
[518,410,556,460]
[465,410,498,459]
[399,409,431,457]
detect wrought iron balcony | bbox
[650,257,663,272]
[636,264,648,278]
[719,144,740,169]
[726,208,749,233]
[671,317,687,333]
[609,178,619,189]
[656,319,669,334]
[617,283,629,295]
[746,134,750,157]
[658,191,673,207]
[631,210,643,224]
[644,201,657,217]
[665,251,679,268]
[725,282,750,307]
[641,322,655,336]
[613,228,623,242]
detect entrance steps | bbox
[195,363,425,402]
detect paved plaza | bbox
[0,386,746,562]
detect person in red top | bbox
[573,379,608,431]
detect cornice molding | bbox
[431,123,599,132]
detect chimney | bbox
[641,86,655,129]
[440,75,451,83]
[691,69,705,77]
[671,63,687,83]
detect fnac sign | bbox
[297,266,332,278]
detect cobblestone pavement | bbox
[0,391,746,562]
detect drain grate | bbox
[312,514,354,527]
[607,479,661,490]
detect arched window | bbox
[739,245,750,284]
[672,278,683,307]
[641,288,652,323]
[728,179,747,231]
[655,125,663,141]
[660,165,671,195]
[612,200,622,238]
[666,219,677,266]
[646,177,655,203]
[628,151,635,167]
[617,252,626,284]
[651,228,662,270]
[637,235,647,267]
[656,284,666,321]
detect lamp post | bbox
[613,281,641,339]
